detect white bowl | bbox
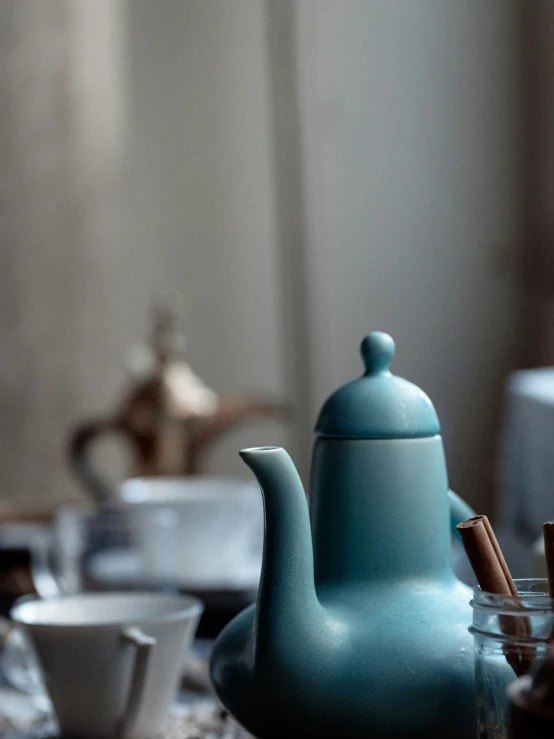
[117,476,263,589]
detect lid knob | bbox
[315,330,440,439]
[361,332,395,375]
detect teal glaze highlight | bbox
[210,332,476,739]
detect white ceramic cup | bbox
[10,592,203,739]
[118,477,263,588]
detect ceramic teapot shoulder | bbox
[210,332,476,739]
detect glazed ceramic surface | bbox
[210,332,476,739]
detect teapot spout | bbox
[240,447,322,652]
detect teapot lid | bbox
[315,332,440,439]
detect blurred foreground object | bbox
[68,292,288,504]
[509,647,554,738]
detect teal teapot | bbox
[210,332,476,738]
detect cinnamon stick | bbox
[482,515,519,598]
[457,515,532,676]
[457,516,512,594]
[543,522,554,599]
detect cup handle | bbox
[448,489,476,541]
[119,627,157,739]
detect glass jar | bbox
[471,579,554,739]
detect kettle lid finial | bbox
[315,331,440,440]
[360,332,395,375]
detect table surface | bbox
[0,686,252,739]
[0,635,252,739]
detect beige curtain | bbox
[0,1,292,505]
[0,1,129,504]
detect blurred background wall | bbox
[289,0,524,511]
[0,1,132,505]
[520,1,554,367]
[0,0,290,504]
[0,0,546,513]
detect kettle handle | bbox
[448,489,475,541]
[67,418,120,506]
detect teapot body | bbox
[210,333,477,737]
[311,437,453,585]
[211,572,474,738]
[211,439,476,739]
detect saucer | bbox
[87,547,261,592]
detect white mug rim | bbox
[10,591,203,629]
